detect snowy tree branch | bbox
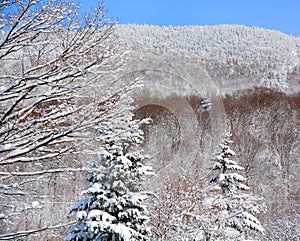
[0,221,76,240]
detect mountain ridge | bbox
[116,24,300,94]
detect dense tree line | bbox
[137,87,299,240]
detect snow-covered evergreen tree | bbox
[66,95,153,241]
[201,133,265,240]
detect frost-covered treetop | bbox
[116,24,300,90]
[66,101,153,240]
[116,24,299,67]
[205,133,265,238]
[208,133,249,192]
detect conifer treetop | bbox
[203,133,265,239]
[66,109,153,241]
[208,133,249,193]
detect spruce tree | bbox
[66,96,153,241]
[202,133,265,240]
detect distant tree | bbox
[148,171,205,241]
[266,205,300,241]
[201,133,265,240]
[66,104,153,241]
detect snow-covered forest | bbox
[0,1,299,240]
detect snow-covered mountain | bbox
[116,24,300,94]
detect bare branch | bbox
[0,221,76,240]
[0,167,99,177]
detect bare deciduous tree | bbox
[0,0,133,239]
[148,170,206,241]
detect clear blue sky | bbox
[81,0,300,36]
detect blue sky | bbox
[81,0,300,36]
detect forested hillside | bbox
[1,12,299,240]
[116,24,300,93]
[116,24,300,240]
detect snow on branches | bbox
[0,0,131,237]
[66,112,153,241]
[203,133,265,240]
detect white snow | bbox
[111,223,132,241]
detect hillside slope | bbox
[116,24,300,94]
